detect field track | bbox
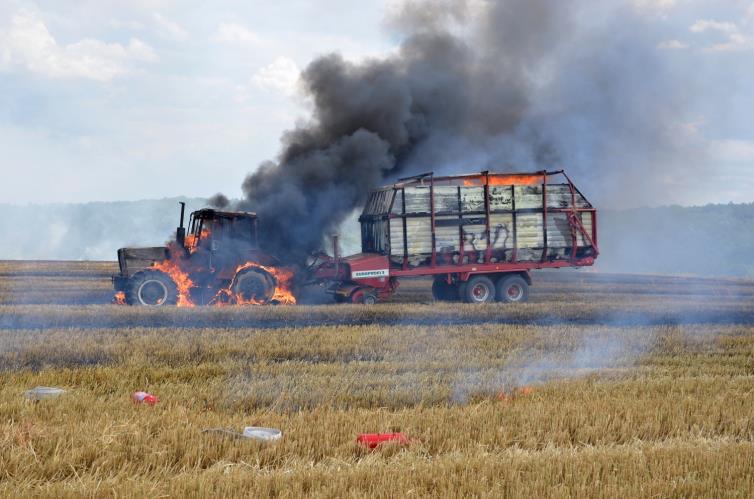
[1,261,753,497]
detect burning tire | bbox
[496,274,529,303]
[462,276,495,304]
[432,278,459,301]
[126,270,178,306]
[232,267,276,304]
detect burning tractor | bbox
[113,203,295,306]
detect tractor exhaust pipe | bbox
[176,202,186,247]
[333,234,340,278]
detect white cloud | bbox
[690,19,738,34]
[215,22,267,47]
[658,39,688,49]
[251,57,301,95]
[0,9,157,81]
[689,17,754,52]
[153,13,188,41]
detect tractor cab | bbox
[181,208,259,253]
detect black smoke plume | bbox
[240,0,693,263]
[208,193,230,209]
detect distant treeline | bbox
[598,203,754,277]
[1,199,752,277]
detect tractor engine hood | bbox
[117,247,170,277]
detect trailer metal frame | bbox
[316,170,599,304]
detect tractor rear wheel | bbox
[496,275,529,303]
[126,270,178,306]
[462,276,495,304]
[432,278,459,301]
[232,267,276,304]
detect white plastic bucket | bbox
[242,427,282,442]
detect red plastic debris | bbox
[357,432,410,449]
[132,391,159,406]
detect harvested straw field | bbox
[1,261,753,497]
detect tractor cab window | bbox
[188,216,214,249]
[227,217,257,245]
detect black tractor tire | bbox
[125,270,179,307]
[462,275,495,304]
[232,267,276,304]
[432,278,460,301]
[496,274,529,303]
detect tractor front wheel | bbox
[126,270,178,306]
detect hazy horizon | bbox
[2,198,753,279]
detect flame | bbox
[463,174,543,187]
[152,257,196,307]
[518,386,534,396]
[139,227,296,307]
[185,228,211,254]
[148,251,295,307]
[113,291,126,305]
[497,386,535,403]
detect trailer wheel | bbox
[351,289,378,305]
[432,278,459,301]
[233,267,276,304]
[496,275,529,303]
[126,270,178,306]
[462,276,495,304]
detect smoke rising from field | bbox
[452,328,650,403]
[239,0,693,261]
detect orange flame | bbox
[147,250,296,307]
[497,386,535,403]
[141,227,296,307]
[463,174,543,187]
[185,229,211,254]
[113,291,126,305]
[152,257,196,307]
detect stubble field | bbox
[1,260,753,497]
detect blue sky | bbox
[0,0,752,207]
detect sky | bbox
[0,0,752,208]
